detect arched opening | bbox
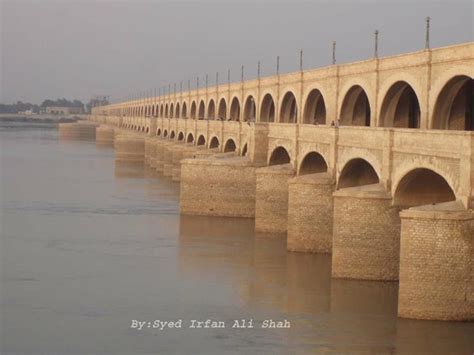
[432,76,473,130]
[198,100,205,119]
[340,85,371,126]
[230,97,240,121]
[241,143,248,156]
[186,133,194,144]
[394,168,456,207]
[243,96,256,122]
[208,99,216,119]
[170,131,175,139]
[197,135,206,146]
[380,81,420,128]
[338,158,379,188]
[218,98,227,120]
[175,103,180,118]
[190,102,197,119]
[269,146,291,165]
[146,127,150,133]
[165,104,169,118]
[260,94,275,122]
[182,102,188,118]
[156,128,162,136]
[299,152,328,175]
[170,103,174,118]
[280,92,298,123]
[209,136,219,149]
[160,105,164,118]
[303,89,326,124]
[224,139,237,152]
[163,129,168,138]
[178,132,184,141]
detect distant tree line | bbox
[0,101,41,114]
[1,97,110,114]
[0,98,93,114]
[40,98,85,109]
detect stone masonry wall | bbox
[287,173,334,253]
[398,207,473,321]
[332,185,401,280]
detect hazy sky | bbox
[1,0,472,104]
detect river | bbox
[1,121,472,354]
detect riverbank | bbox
[0,113,85,124]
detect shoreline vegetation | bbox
[0,113,83,124]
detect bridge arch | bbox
[243,95,256,122]
[394,168,456,207]
[177,132,184,141]
[175,103,180,118]
[190,101,197,119]
[432,75,473,130]
[208,99,216,119]
[156,128,162,136]
[298,152,328,175]
[182,102,187,118]
[146,127,150,134]
[224,138,237,152]
[338,158,379,188]
[159,105,164,117]
[170,103,174,118]
[269,146,291,165]
[340,85,371,126]
[241,143,248,156]
[165,104,169,118]
[186,133,194,143]
[260,93,275,122]
[230,97,240,121]
[198,100,205,119]
[170,131,175,139]
[218,98,227,120]
[279,91,298,123]
[380,81,420,128]
[209,136,219,149]
[303,89,326,124]
[197,135,206,146]
[163,129,168,138]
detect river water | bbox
[0,122,473,354]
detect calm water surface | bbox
[1,122,473,354]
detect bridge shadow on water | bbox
[177,214,473,353]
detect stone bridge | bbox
[82,42,473,321]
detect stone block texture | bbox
[398,207,474,321]
[180,157,256,218]
[288,173,334,253]
[255,164,295,233]
[96,126,114,146]
[114,134,145,163]
[332,185,401,280]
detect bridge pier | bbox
[154,140,175,172]
[287,173,335,253]
[114,133,145,164]
[332,184,401,280]
[144,137,156,166]
[58,122,99,141]
[96,125,114,147]
[398,202,474,321]
[171,144,198,181]
[255,164,295,234]
[180,155,257,218]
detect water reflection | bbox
[1,121,473,354]
[177,213,474,354]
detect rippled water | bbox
[1,122,473,354]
